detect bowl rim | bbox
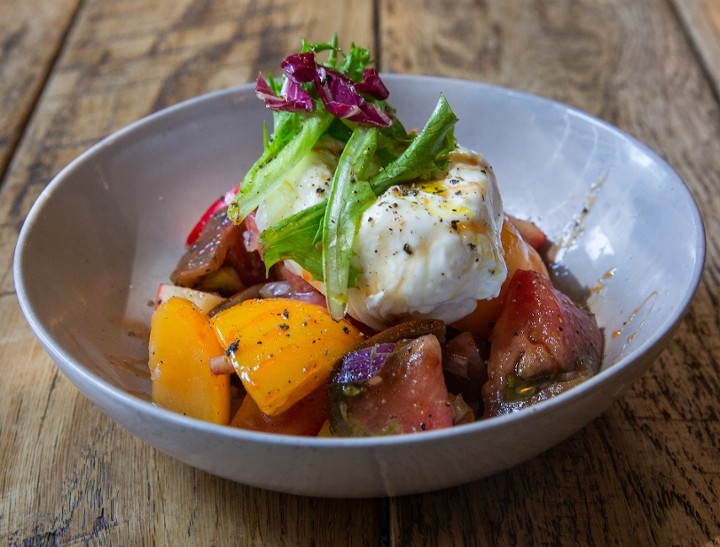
[13,75,707,450]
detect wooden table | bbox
[2,0,719,544]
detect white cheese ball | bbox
[254,145,506,330]
[346,148,506,329]
[254,147,337,230]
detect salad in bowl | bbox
[149,36,603,436]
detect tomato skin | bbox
[505,214,548,251]
[185,184,239,246]
[211,298,363,416]
[148,297,231,424]
[483,269,603,417]
[230,386,329,436]
[329,335,453,436]
[452,216,549,339]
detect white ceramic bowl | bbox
[14,75,705,497]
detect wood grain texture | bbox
[0,0,82,182]
[380,0,720,544]
[2,0,720,545]
[1,0,379,544]
[672,0,720,99]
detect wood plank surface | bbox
[1,1,380,544]
[672,0,720,98]
[0,0,82,180]
[380,0,720,544]
[2,0,719,545]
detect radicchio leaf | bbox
[281,52,318,83]
[283,80,314,111]
[257,49,393,127]
[255,75,313,112]
[355,68,389,100]
[314,66,392,127]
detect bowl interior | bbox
[14,76,704,496]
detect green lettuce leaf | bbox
[322,126,378,319]
[370,94,457,195]
[228,109,333,223]
[259,201,326,280]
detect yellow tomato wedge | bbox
[211,298,364,416]
[148,296,231,424]
[316,420,333,437]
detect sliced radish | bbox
[185,184,240,246]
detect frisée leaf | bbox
[259,201,326,281]
[322,125,378,319]
[228,109,333,223]
[370,94,458,195]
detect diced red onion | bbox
[258,281,293,298]
[449,393,475,425]
[330,343,396,385]
[442,331,482,378]
[258,280,327,307]
[209,355,234,375]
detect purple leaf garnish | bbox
[283,80,314,111]
[314,66,392,127]
[281,52,318,83]
[255,50,393,127]
[255,75,313,112]
[355,68,389,100]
